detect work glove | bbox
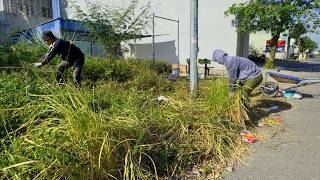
[33,62,43,67]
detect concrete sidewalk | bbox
[224,61,320,180]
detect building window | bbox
[42,7,48,18]
[18,3,23,12]
[30,5,33,16]
[41,7,52,18]
[8,0,17,14]
[26,5,30,15]
[6,0,52,18]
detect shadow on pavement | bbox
[301,93,314,99]
[276,60,320,72]
[250,98,292,126]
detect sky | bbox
[306,33,320,51]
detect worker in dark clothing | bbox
[33,31,85,86]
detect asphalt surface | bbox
[224,59,320,180]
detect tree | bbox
[300,36,318,53]
[290,23,318,59]
[225,0,320,68]
[72,0,151,59]
[290,23,307,59]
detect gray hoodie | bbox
[212,49,261,91]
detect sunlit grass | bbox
[0,61,247,179]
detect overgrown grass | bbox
[0,41,247,179]
[0,67,247,179]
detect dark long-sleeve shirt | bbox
[41,39,84,65]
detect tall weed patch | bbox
[0,71,246,179]
[0,42,247,179]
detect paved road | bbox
[224,59,320,180]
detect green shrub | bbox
[1,40,172,84]
[110,60,134,82]
[126,59,172,75]
[83,58,171,83]
[154,61,172,74]
[82,58,134,82]
[130,70,174,93]
[82,58,113,82]
[0,41,47,66]
[0,41,58,66]
[0,45,18,66]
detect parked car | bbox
[309,53,315,58]
[248,54,266,64]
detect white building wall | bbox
[67,0,249,65]
[0,0,4,11]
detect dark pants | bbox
[242,74,263,97]
[56,57,85,86]
[241,74,263,114]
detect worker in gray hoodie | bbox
[212,49,263,98]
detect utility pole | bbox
[190,0,199,93]
[152,13,156,69]
[178,19,180,69]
